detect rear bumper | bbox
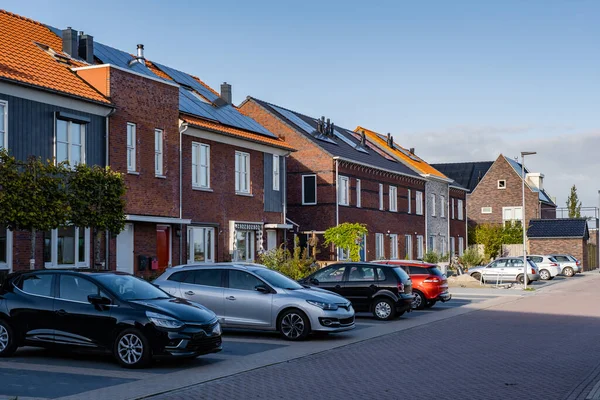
[395,294,414,313]
[436,292,452,302]
[527,273,540,281]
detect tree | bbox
[566,185,582,218]
[324,222,368,262]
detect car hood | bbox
[282,287,350,305]
[131,297,217,324]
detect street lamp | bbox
[521,151,536,289]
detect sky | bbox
[3,0,599,209]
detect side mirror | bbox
[88,294,112,306]
[255,285,271,294]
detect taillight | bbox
[577,260,581,266]
[397,282,405,292]
[531,268,536,274]
[550,263,558,267]
[424,277,440,283]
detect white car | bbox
[527,255,561,280]
[468,257,540,284]
[549,254,582,277]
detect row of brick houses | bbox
[0,9,469,275]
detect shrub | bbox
[459,247,485,270]
[423,251,440,264]
[258,237,316,280]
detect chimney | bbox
[360,130,366,146]
[526,172,544,191]
[386,133,394,149]
[220,82,232,105]
[409,147,415,155]
[78,32,94,64]
[136,44,145,65]
[62,27,78,58]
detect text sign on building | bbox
[234,222,262,231]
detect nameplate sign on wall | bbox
[234,223,262,231]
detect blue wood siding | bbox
[264,153,284,212]
[0,93,106,166]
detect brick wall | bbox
[529,238,588,270]
[449,187,468,254]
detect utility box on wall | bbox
[151,257,158,270]
[138,255,149,271]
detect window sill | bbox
[44,263,89,269]
[192,186,214,192]
[338,203,350,207]
[235,192,253,197]
[155,175,167,179]
[127,171,139,175]
[302,203,317,206]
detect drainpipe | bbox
[335,158,339,261]
[105,107,116,270]
[447,185,450,257]
[179,122,189,266]
[282,155,288,249]
[424,184,428,253]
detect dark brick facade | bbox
[449,187,468,255]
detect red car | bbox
[375,260,451,310]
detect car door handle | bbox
[184,291,195,296]
[335,285,341,289]
[226,296,236,301]
[55,309,68,316]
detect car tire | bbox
[0,320,18,357]
[471,273,482,282]
[411,291,427,310]
[372,298,395,321]
[425,300,437,309]
[563,267,574,277]
[539,269,551,280]
[517,274,530,285]
[113,328,152,369]
[278,309,310,341]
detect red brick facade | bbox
[449,187,468,255]
[529,238,589,270]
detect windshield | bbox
[95,274,170,301]
[252,269,303,290]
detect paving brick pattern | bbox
[152,277,600,400]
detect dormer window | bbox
[498,180,506,189]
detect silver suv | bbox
[153,263,355,341]
[468,257,540,284]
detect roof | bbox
[250,98,421,178]
[431,161,494,192]
[527,219,589,240]
[355,126,448,179]
[502,156,555,206]
[0,10,110,105]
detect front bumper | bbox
[150,321,223,357]
[308,306,356,333]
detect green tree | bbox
[258,237,315,280]
[323,222,368,261]
[566,185,582,218]
[501,221,523,244]
[473,224,504,260]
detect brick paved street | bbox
[150,274,600,400]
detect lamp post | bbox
[521,151,536,289]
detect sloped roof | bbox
[250,98,421,178]
[431,161,494,192]
[527,219,589,240]
[502,156,556,206]
[0,10,110,105]
[355,126,448,179]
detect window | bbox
[356,179,361,208]
[389,234,398,259]
[44,227,90,268]
[0,227,11,270]
[266,230,277,251]
[481,207,492,214]
[187,227,214,263]
[17,273,53,297]
[417,235,424,259]
[407,189,411,214]
[458,237,464,256]
[273,154,280,191]
[59,275,101,303]
[405,235,412,259]
[416,191,423,215]
[155,129,163,176]
[338,175,349,206]
[450,237,456,257]
[186,269,222,287]
[439,235,446,255]
[0,100,6,149]
[348,266,375,281]
[234,230,255,262]
[338,247,350,261]
[440,195,446,218]
[502,206,523,225]
[457,199,464,220]
[428,236,435,252]
[302,175,317,205]
[192,142,210,189]
[313,265,346,283]
[126,123,136,172]
[389,186,397,212]
[228,270,263,291]
[376,268,387,281]
[451,198,455,219]
[379,184,384,210]
[235,151,250,194]
[375,233,385,259]
[56,119,85,165]
[498,180,506,189]
[431,194,436,216]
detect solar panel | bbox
[270,105,317,135]
[152,62,218,102]
[93,42,157,77]
[398,147,421,162]
[333,129,368,153]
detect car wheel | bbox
[372,298,395,321]
[425,300,437,309]
[563,267,574,277]
[411,291,426,310]
[0,320,17,357]
[113,329,151,368]
[539,269,551,280]
[278,309,310,341]
[471,273,481,282]
[517,274,530,285]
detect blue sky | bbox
[3,0,599,207]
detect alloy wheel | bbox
[281,313,305,339]
[412,293,422,309]
[564,267,574,277]
[540,270,550,280]
[117,333,143,365]
[0,325,8,353]
[375,301,392,319]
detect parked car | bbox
[468,257,540,284]
[373,260,451,310]
[299,262,414,321]
[0,270,222,368]
[548,254,581,277]
[154,263,355,341]
[527,255,562,280]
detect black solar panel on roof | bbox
[527,219,589,239]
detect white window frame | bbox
[428,235,435,252]
[502,206,523,225]
[235,151,251,194]
[0,100,7,150]
[338,247,350,261]
[338,175,350,206]
[0,228,13,272]
[273,154,280,191]
[457,199,464,220]
[356,179,361,208]
[440,195,446,218]
[458,237,464,256]
[379,184,384,210]
[155,129,163,176]
[498,179,506,189]
[451,198,455,219]
[450,237,456,257]
[481,207,492,214]
[56,119,86,166]
[44,227,90,268]
[127,123,136,172]
[266,230,277,251]
[417,235,424,259]
[389,186,397,212]
[302,174,317,205]
[416,191,424,215]
[375,233,385,260]
[192,142,210,189]
[234,230,255,262]
[405,234,412,259]
[187,226,215,263]
[389,234,398,259]
[407,189,411,214]
[431,193,436,217]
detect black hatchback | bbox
[0,270,222,368]
[300,263,414,321]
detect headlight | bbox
[146,311,185,330]
[212,322,222,336]
[306,300,338,310]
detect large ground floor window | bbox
[187,226,215,263]
[0,227,11,271]
[44,226,90,268]
[234,230,255,262]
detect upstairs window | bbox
[56,119,85,165]
[338,176,349,206]
[498,180,506,189]
[502,206,523,226]
[379,184,384,210]
[431,194,436,217]
[126,123,136,172]
[440,195,446,218]
[458,199,464,220]
[302,175,317,205]
[155,129,163,176]
[451,198,455,219]
[192,142,210,189]
[416,191,424,215]
[273,154,280,191]
[389,186,397,212]
[356,179,361,208]
[0,100,6,149]
[407,189,411,214]
[235,151,250,194]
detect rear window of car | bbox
[554,256,569,262]
[392,267,410,282]
[426,267,444,276]
[529,256,543,263]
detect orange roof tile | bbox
[0,10,110,105]
[181,114,295,151]
[355,126,448,179]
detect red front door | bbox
[156,226,170,270]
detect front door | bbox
[116,223,134,274]
[223,270,273,328]
[156,226,170,269]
